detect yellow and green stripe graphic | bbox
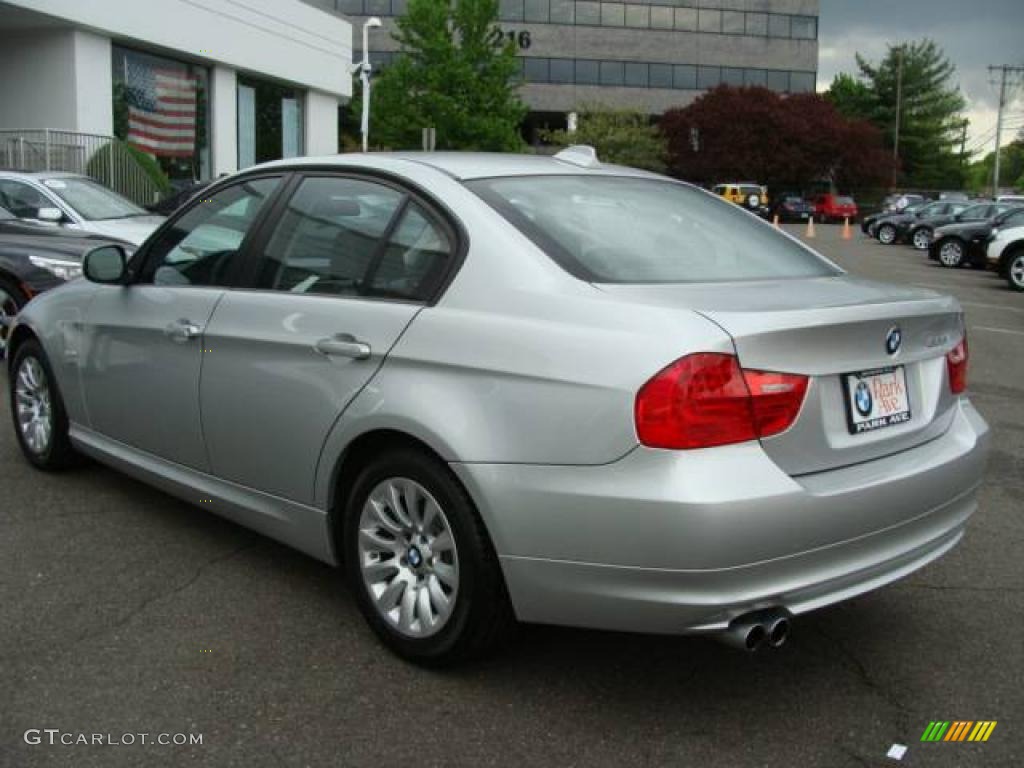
[920,721,997,742]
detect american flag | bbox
[125,64,197,157]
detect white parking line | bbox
[973,326,1024,337]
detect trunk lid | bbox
[597,276,964,475]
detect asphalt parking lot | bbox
[1,222,1021,768]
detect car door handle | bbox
[314,334,371,360]
[164,319,202,343]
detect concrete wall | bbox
[211,65,238,176]
[0,28,78,131]
[305,90,341,157]
[6,0,352,98]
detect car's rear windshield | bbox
[467,175,840,284]
[836,196,855,205]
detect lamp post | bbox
[353,17,382,153]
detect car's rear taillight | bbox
[635,353,808,450]
[946,336,968,394]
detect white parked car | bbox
[986,223,1024,291]
[0,171,164,245]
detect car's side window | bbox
[0,180,54,219]
[253,177,404,297]
[366,203,453,300]
[139,177,280,287]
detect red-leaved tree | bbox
[660,86,893,191]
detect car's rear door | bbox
[198,172,457,504]
[80,175,282,470]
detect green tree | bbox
[824,73,874,121]
[356,0,526,151]
[540,106,667,172]
[841,39,967,187]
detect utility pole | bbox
[989,64,1024,194]
[892,46,904,187]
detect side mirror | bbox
[36,207,64,223]
[83,245,128,284]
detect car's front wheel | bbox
[9,339,78,471]
[937,238,966,268]
[343,448,514,665]
[877,223,897,245]
[0,277,29,359]
[912,227,933,251]
[1006,250,1024,292]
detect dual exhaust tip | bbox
[718,611,791,652]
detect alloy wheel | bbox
[357,477,459,638]
[939,240,964,267]
[913,229,932,250]
[1010,254,1024,291]
[14,356,53,456]
[878,225,896,245]
[0,285,19,356]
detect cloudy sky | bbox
[818,0,1024,157]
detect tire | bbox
[912,227,933,251]
[937,238,966,268]
[745,194,760,210]
[0,277,29,359]
[8,338,78,471]
[1006,250,1024,292]
[343,448,515,665]
[878,223,897,245]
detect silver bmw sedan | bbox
[5,149,990,664]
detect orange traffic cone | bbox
[772,213,780,228]
[842,217,852,240]
[805,216,816,238]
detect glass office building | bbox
[312,0,819,138]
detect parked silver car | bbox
[6,150,990,663]
[0,171,164,245]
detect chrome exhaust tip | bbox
[766,616,790,648]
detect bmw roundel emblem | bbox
[854,380,873,416]
[885,326,902,355]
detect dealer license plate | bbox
[842,366,911,434]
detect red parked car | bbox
[812,194,859,223]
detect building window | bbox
[237,76,304,168]
[499,0,524,22]
[697,65,722,89]
[791,16,817,39]
[697,9,721,33]
[600,60,625,86]
[768,14,791,38]
[789,72,816,92]
[365,0,390,14]
[650,6,673,29]
[600,2,625,27]
[766,69,790,92]
[550,0,574,23]
[721,11,744,35]
[674,8,697,31]
[624,62,648,87]
[745,12,768,36]
[524,57,549,83]
[575,59,600,85]
[549,58,574,83]
[744,68,767,87]
[649,63,673,89]
[673,64,696,90]
[722,67,744,86]
[575,1,600,25]
[525,0,549,22]
[111,46,210,183]
[336,0,363,14]
[625,4,649,28]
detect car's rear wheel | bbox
[9,339,77,471]
[1007,251,1024,292]
[877,223,897,245]
[912,227,933,251]
[0,277,28,359]
[343,448,514,665]
[937,238,965,268]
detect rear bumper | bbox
[452,400,989,635]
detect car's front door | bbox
[199,174,456,504]
[80,176,282,469]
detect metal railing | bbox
[0,129,162,206]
